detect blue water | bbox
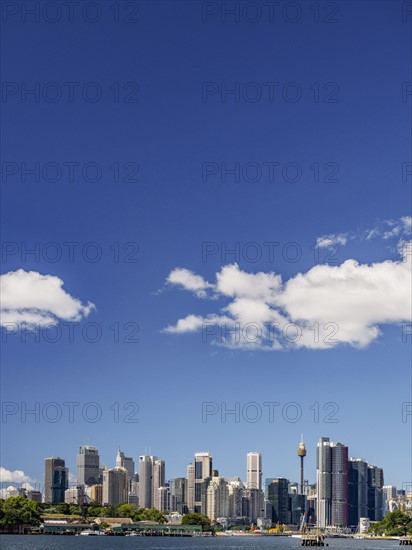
[0,536,401,550]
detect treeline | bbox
[368,511,412,537]
[0,497,214,530]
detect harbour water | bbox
[0,536,401,550]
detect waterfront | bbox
[0,536,401,550]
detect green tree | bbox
[369,511,412,537]
[0,497,42,526]
[117,504,137,518]
[182,513,212,532]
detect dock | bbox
[400,537,412,545]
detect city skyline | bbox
[3,435,406,530]
[1,435,393,499]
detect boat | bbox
[79,529,103,536]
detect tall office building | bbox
[102,467,128,506]
[138,455,156,509]
[245,487,266,523]
[227,479,244,519]
[152,459,166,510]
[316,437,332,528]
[317,437,349,527]
[116,449,135,484]
[186,464,195,512]
[170,477,187,514]
[246,452,262,490]
[368,465,384,521]
[194,452,212,513]
[206,476,229,520]
[348,458,368,527]
[267,478,290,524]
[76,446,100,486]
[158,485,170,512]
[331,442,349,527]
[44,457,68,504]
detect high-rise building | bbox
[316,437,350,528]
[158,485,170,512]
[227,479,244,519]
[194,452,212,513]
[170,478,187,514]
[331,442,349,527]
[76,446,100,486]
[348,458,368,527]
[267,478,290,524]
[206,476,229,520]
[102,467,128,506]
[116,449,135,485]
[44,457,68,504]
[246,452,262,490]
[138,455,156,509]
[186,464,195,512]
[153,459,166,510]
[368,465,384,521]
[316,437,332,527]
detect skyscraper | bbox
[206,475,229,520]
[194,452,212,513]
[102,467,128,506]
[331,442,349,527]
[44,457,68,504]
[267,478,290,524]
[316,437,332,528]
[152,459,166,510]
[246,452,262,490]
[138,455,156,509]
[116,449,135,485]
[367,465,384,521]
[316,437,349,527]
[76,445,100,486]
[157,485,170,512]
[186,464,195,512]
[348,458,368,527]
[170,477,187,514]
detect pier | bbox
[400,537,412,545]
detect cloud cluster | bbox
[0,269,95,328]
[163,243,412,350]
[316,216,412,249]
[0,467,36,497]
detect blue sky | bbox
[1,1,411,492]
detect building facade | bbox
[102,467,128,506]
[76,446,100,486]
[246,452,262,490]
[194,452,212,513]
[44,457,68,504]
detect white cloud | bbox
[166,267,214,298]
[163,244,412,350]
[316,233,348,249]
[0,466,33,484]
[316,216,412,248]
[0,269,95,328]
[0,467,37,497]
